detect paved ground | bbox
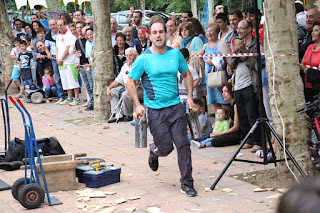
[0,95,281,213]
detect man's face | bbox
[14,21,22,31]
[76,23,84,35]
[37,31,46,41]
[181,13,189,23]
[31,15,38,22]
[36,42,45,52]
[49,20,57,32]
[133,12,141,25]
[307,9,320,30]
[150,23,166,49]
[229,14,241,29]
[82,26,89,39]
[75,11,84,21]
[138,29,147,42]
[246,13,255,25]
[166,20,177,35]
[110,18,118,31]
[85,19,93,27]
[57,20,66,32]
[125,51,136,65]
[86,30,93,42]
[130,7,135,14]
[237,20,250,39]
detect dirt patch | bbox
[65,117,108,126]
[231,169,297,190]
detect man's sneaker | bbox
[148,151,159,171]
[55,98,65,104]
[84,105,94,111]
[59,98,72,105]
[69,99,81,106]
[181,185,197,197]
[190,140,201,148]
[82,102,89,107]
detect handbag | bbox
[207,65,226,88]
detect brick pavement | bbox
[0,96,281,213]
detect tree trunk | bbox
[140,0,146,25]
[46,0,60,12]
[307,0,316,9]
[314,0,320,9]
[264,0,313,178]
[191,0,197,18]
[91,0,113,120]
[0,0,16,94]
[208,0,214,23]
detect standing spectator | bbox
[181,10,193,23]
[180,22,203,51]
[126,6,135,24]
[75,9,85,22]
[45,19,67,104]
[166,19,183,49]
[113,33,130,77]
[60,13,73,26]
[56,19,80,106]
[296,1,307,28]
[42,67,58,103]
[246,7,264,42]
[30,13,50,32]
[23,23,32,36]
[76,22,94,111]
[34,5,48,20]
[123,26,142,54]
[11,38,22,96]
[188,17,208,44]
[137,25,150,52]
[169,16,181,28]
[228,9,243,40]
[132,11,143,38]
[216,13,233,45]
[30,21,45,51]
[68,12,74,21]
[85,18,93,28]
[111,18,121,47]
[228,20,261,152]
[12,19,26,39]
[199,23,230,113]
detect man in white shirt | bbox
[106,47,142,122]
[111,18,121,47]
[12,19,26,39]
[295,1,307,28]
[56,19,80,106]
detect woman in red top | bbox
[300,22,320,102]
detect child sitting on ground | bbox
[42,67,58,103]
[16,40,33,98]
[191,107,230,148]
[188,98,212,141]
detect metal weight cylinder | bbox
[135,119,147,148]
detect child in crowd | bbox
[42,67,58,103]
[24,35,32,52]
[11,38,22,97]
[178,48,200,111]
[16,40,34,98]
[188,98,213,141]
[191,107,230,148]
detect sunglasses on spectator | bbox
[85,23,92,25]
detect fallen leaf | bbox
[228,193,237,196]
[277,188,288,194]
[253,188,269,192]
[103,126,111,129]
[45,123,52,126]
[93,123,102,126]
[98,132,102,134]
[127,196,140,200]
[155,173,160,176]
[158,180,166,183]
[114,197,127,204]
[76,189,93,195]
[78,191,106,198]
[222,188,233,193]
[77,204,87,209]
[100,206,116,213]
[251,174,257,177]
[78,196,90,202]
[58,191,64,194]
[73,119,84,123]
[82,208,88,212]
[243,177,249,180]
[204,187,211,192]
[147,207,164,213]
[128,173,133,177]
[104,191,117,195]
[258,184,265,188]
[233,176,238,179]
[56,128,64,130]
[39,112,44,114]
[87,205,96,208]
[268,193,283,199]
[125,207,137,212]
[209,176,216,179]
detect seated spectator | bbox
[42,67,58,103]
[107,47,143,123]
[191,107,230,148]
[36,40,52,87]
[123,26,142,54]
[113,33,130,78]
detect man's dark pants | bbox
[147,103,194,187]
[234,85,261,146]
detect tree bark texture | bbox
[307,0,316,9]
[46,0,60,12]
[264,0,313,177]
[314,0,320,9]
[0,0,16,94]
[91,0,114,120]
[140,0,146,25]
[207,0,214,23]
[191,0,197,18]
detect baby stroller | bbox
[23,59,45,104]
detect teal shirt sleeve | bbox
[178,50,189,74]
[191,37,204,52]
[129,55,145,81]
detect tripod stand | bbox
[210,0,307,190]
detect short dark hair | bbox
[246,20,253,31]
[31,13,39,19]
[229,9,243,19]
[193,98,203,108]
[182,10,193,18]
[37,27,46,34]
[295,3,304,13]
[24,35,31,42]
[134,11,143,18]
[20,40,27,46]
[313,21,320,28]
[216,107,229,120]
[216,13,228,22]
[44,66,54,75]
[86,27,93,33]
[76,9,85,16]
[180,48,189,59]
[76,21,85,27]
[14,19,22,24]
[149,15,167,33]
[14,38,21,43]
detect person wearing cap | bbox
[295,1,307,28]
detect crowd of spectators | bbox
[9,2,320,154]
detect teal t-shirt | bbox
[129,46,189,109]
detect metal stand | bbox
[108,95,124,123]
